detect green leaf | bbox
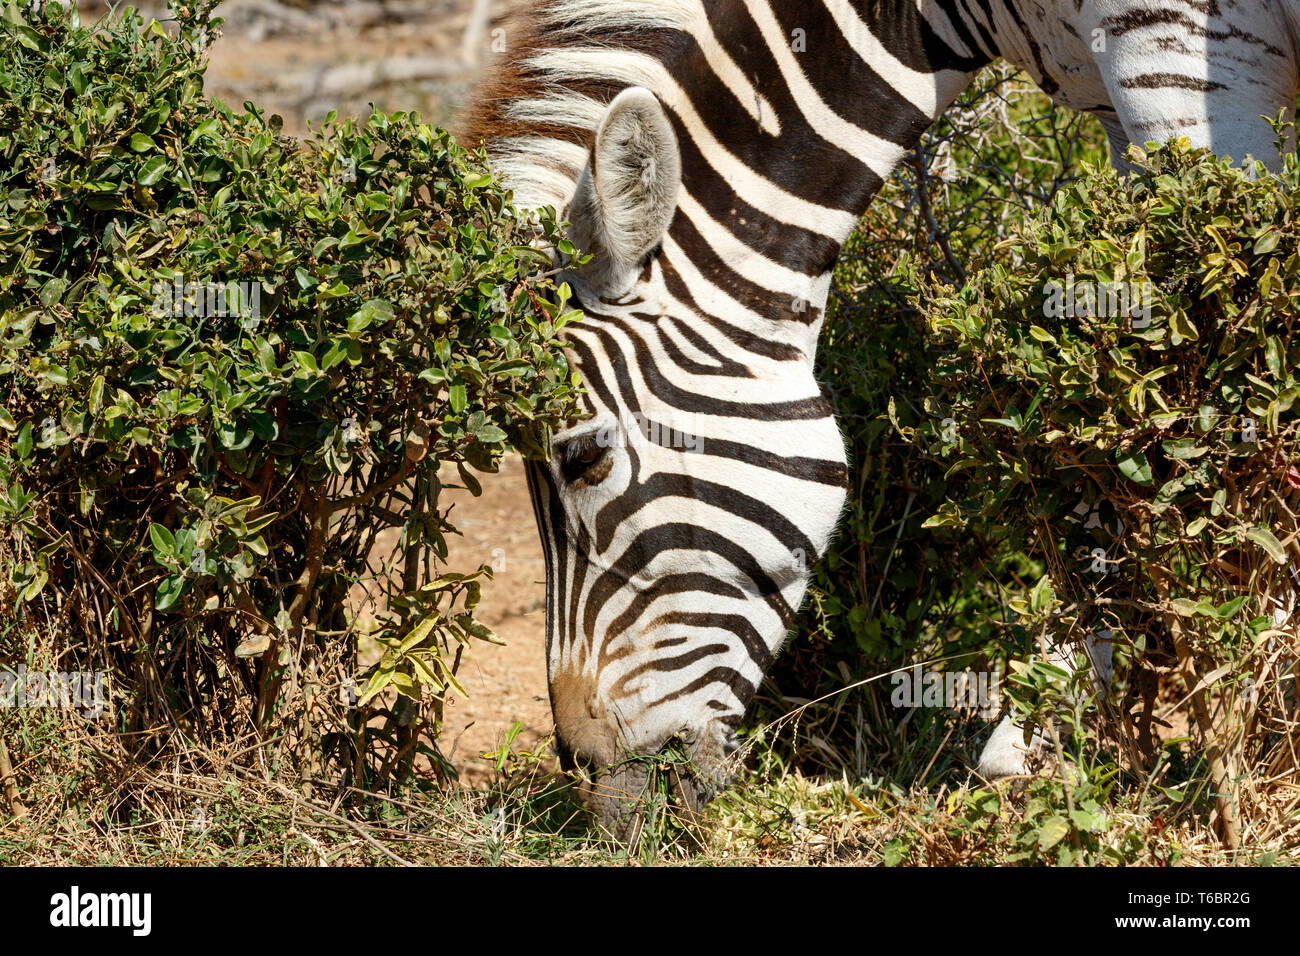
[1029,575,1054,613]
[149,523,176,556]
[1254,229,1280,255]
[1037,815,1070,851]
[39,277,67,307]
[137,156,168,185]
[882,841,907,866]
[1246,526,1287,564]
[292,351,320,374]
[1116,449,1153,485]
[1161,437,1206,460]
[398,617,437,653]
[475,423,508,444]
[981,404,1023,431]
[68,63,88,95]
[14,422,33,460]
[358,664,396,706]
[154,574,184,611]
[1216,596,1249,619]
[347,299,393,333]
[20,570,49,604]
[448,383,467,414]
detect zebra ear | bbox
[568,87,681,293]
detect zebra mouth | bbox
[566,740,721,844]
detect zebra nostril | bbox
[553,735,577,772]
[554,734,602,775]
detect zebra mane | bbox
[460,0,699,211]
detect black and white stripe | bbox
[467,0,1300,829]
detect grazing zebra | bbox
[464,0,1300,834]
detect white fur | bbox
[567,87,682,293]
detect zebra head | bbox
[525,88,849,833]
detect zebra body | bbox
[465,0,1300,832]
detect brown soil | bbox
[436,455,551,785]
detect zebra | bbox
[463,0,1300,835]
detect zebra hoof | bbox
[976,715,1053,780]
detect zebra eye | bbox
[559,434,612,485]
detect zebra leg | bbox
[976,633,1114,780]
[1097,113,1138,175]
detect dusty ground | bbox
[198,0,527,136]
[435,456,551,785]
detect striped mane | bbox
[461,1,702,211]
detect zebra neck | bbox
[655,0,993,306]
[467,0,993,326]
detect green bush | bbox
[0,2,581,783]
[915,136,1300,839]
[766,70,1109,782]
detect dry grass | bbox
[4,675,1298,866]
